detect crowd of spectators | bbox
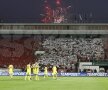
[0,35,106,72]
[38,35,104,72]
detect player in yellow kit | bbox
[32,63,39,80]
[35,63,39,80]
[25,63,31,80]
[44,66,48,78]
[32,64,36,75]
[8,64,14,79]
[52,65,57,79]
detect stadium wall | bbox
[0,72,108,77]
[0,30,108,34]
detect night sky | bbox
[0,0,108,23]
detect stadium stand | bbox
[38,35,104,72]
[0,34,106,72]
[1,19,108,90]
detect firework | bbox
[41,0,69,23]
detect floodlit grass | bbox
[0,76,108,90]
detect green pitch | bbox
[0,76,108,90]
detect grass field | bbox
[0,76,108,90]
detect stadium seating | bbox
[0,35,106,72]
